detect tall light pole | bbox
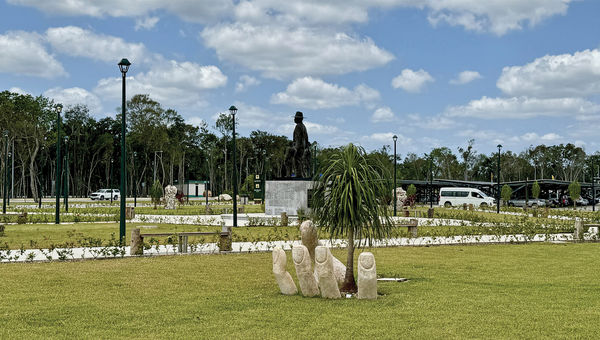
[55,104,63,224]
[229,105,238,227]
[2,130,8,214]
[429,154,433,208]
[592,163,596,212]
[496,144,502,214]
[118,58,131,244]
[6,151,11,206]
[133,151,137,207]
[392,135,397,216]
[64,136,69,212]
[110,158,114,204]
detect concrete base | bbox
[265,180,314,216]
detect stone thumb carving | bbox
[300,220,318,262]
[292,245,320,297]
[357,252,377,300]
[272,247,298,296]
[315,246,341,299]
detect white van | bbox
[438,187,495,208]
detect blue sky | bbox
[1,0,599,157]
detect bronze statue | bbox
[285,111,311,178]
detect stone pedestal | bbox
[165,185,177,209]
[126,206,135,219]
[265,180,314,216]
[427,208,434,218]
[574,220,583,241]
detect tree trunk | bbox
[29,139,40,201]
[340,228,357,293]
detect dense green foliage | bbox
[2,244,600,338]
[532,180,540,199]
[568,181,581,208]
[2,90,599,202]
[501,184,512,204]
[149,180,163,208]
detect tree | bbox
[406,184,417,207]
[532,181,540,199]
[311,143,393,293]
[568,181,580,210]
[150,180,163,209]
[501,184,512,205]
[458,139,476,181]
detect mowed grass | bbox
[1,243,599,338]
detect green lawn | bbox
[1,243,599,338]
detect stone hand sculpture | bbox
[292,245,319,297]
[301,220,346,286]
[164,185,178,209]
[314,246,341,299]
[357,252,377,300]
[272,247,298,295]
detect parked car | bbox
[507,198,546,208]
[438,187,495,208]
[576,197,589,206]
[89,189,120,200]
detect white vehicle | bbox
[438,187,495,208]
[89,189,120,200]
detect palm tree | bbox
[311,143,393,293]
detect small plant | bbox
[568,181,581,210]
[0,224,4,237]
[150,180,163,209]
[501,184,512,206]
[532,181,540,199]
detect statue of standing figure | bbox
[284,111,311,178]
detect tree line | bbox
[0,90,598,200]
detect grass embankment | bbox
[1,243,599,338]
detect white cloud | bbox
[406,113,457,130]
[46,26,151,64]
[8,87,29,95]
[8,0,234,24]
[450,70,482,85]
[94,60,227,108]
[135,16,160,31]
[235,75,261,93]
[363,132,411,145]
[44,87,103,115]
[497,49,600,98]
[445,96,600,120]
[520,132,562,142]
[423,0,572,35]
[391,69,434,93]
[201,24,394,79]
[271,77,379,109]
[371,107,395,123]
[8,0,572,36]
[0,31,65,78]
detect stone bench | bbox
[397,219,419,237]
[130,225,232,255]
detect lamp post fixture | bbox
[118,58,131,244]
[392,135,398,216]
[54,104,63,224]
[312,142,318,177]
[2,130,8,214]
[133,151,137,207]
[64,136,69,212]
[592,163,596,212]
[496,144,502,214]
[229,105,238,228]
[6,151,11,206]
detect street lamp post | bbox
[429,154,433,208]
[393,135,397,216]
[6,151,11,206]
[110,159,114,204]
[496,144,502,214]
[118,58,131,244]
[592,163,596,212]
[133,151,137,207]
[229,106,238,228]
[2,130,8,214]
[64,136,69,212]
[55,104,63,224]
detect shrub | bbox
[501,184,512,205]
[532,181,540,199]
[150,180,163,209]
